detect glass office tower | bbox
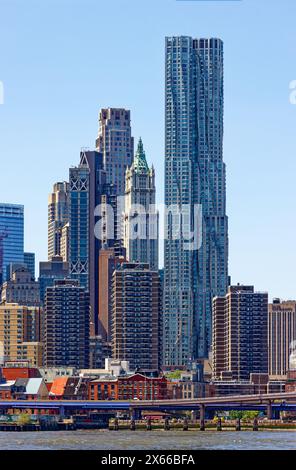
[69,156,90,292]
[69,150,110,336]
[24,252,35,279]
[0,203,24,283]
[164,37,228,366]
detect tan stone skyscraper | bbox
[0,303,43,366]
[95,108,134,195]
[268,299,296,378]
[48,182,69,261]
[1,266,40,306]
[60,222,69,262]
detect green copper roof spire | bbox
[133,137,149,174]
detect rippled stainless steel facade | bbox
[164,37,228,366]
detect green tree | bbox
[229,411,244,420]
[17,413,32,426]
[229,410,259,421]
[165,370,183,380]
[241,411,260,422]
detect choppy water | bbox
[0,430,295,450]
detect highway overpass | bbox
[0,391,295,420]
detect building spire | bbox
[133,138,149,173]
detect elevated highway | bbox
[0,391,295,420]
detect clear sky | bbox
[0,0,296,300]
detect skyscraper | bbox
[124,138,158,270]
[98,246,125,342]
[60,222,69,262]
[95,108,134,195]
[24,252,35,279]
[268,299,296,379]
[111,262,160,371]
[48,182,69,261]
[1,266,40,306]
[164,37,228,366]
[69,157,89,291]
[44,279,89,369]
[39,256,69,305]
[212,285,268,381]
[0,203,24,283]
[69,150,109,335]
[0,303,43,366]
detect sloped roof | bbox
[45,382,53,392]
[0,380,16,390]
[15,378,29,388]
[132,138,149,174]
[49,377,68,396]
[25,378,44,395]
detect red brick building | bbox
[49,377,89,400]
[286,370,296,392]
[117,374,168,400]
[89,378,118,400]
[88,374,169,401]
[0,383,15,399]
[1,366,41,381]
[166,380,182,400]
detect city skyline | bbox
[1,0,296,456]
[1,0,296,301]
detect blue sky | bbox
[0,0,296,300]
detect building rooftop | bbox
[132,138,149,174]
[25,378,44,395]
[49,377,68,396]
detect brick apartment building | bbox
[88,374,168,401]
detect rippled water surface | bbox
[0,430,295,450]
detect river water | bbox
[0,430,295,450]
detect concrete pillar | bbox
[129,418,136,431]
[191,410,197,423]
[200,405,205,431]
[130,408,141,421]
[267,402,273,420]
[59,406,65,419]
[217,418,222,431]
[146,417,152,431]
[164,417,170,431]
[273,408,281,420]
